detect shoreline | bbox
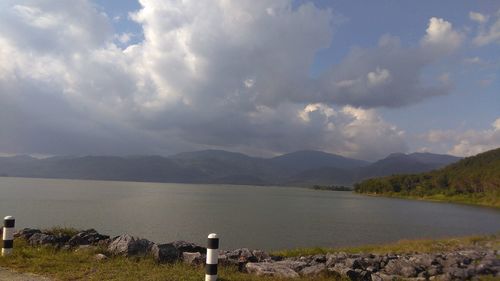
[356,192,500,209]
[0,227,498,280]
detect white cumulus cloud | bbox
[421,17,464,53]
[423,118,500,157]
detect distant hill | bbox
[170,150,278,183]
[354,152,460,181]
[0,149,461,186]
[270,150,369,174]
[284,152,460,186]
[354,148,500,208]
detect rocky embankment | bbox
[11,228,500,280]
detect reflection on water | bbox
[0,177,499,250]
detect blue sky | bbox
[0,0,499,160]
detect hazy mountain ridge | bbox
[0,150,461,186]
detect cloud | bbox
[469,12,488,24]
[421,17,464,53]
[367,67,391,86]
[0,1,464,160]
[317,17,462,108]
[294,103,407,160]
[463,56,484,65]
[422,118,500,157]
[473,11,500,46]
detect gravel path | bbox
[0,267,52,281]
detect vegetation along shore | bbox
[354,148,500,208]
[0,227,499,280]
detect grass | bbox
[42,226,80,237]
[272,234,500,258]
[0,239,343,281]
[0,234,498,280]
[360,192,500,209]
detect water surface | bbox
[0,177,499,250]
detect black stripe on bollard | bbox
[205,264,218,275]
[4,219,14,228]
[3,240,13,249]
[207,237,219,249]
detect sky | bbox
[0,0,499,161]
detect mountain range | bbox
[0,150,461,186]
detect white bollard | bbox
[2,216,15,256]
[205,233,219,281]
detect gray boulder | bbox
[151,243,180,263]
[224,248,260,264]
[252,250,271,262]
[245,262,299,278]
[299,263,327,276]
[107,234,154,257]
[171,240,206,254]
[182,252,205,265]
[94,253,108,261]
[329,263,371,281]
[275,260,308,272]
[28,233,57,246]
[68,229,109,247]
[15,228,41,240]
[383,259,418,277]
[409,254,437,268]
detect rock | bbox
[427,265,443,276]
[438,273,454,281]
[107,234,154,257]
[366,266,377,273]
[345,258,364,269]
[245,262,299,278]
[224,248,258,264]
[409,254,437,268]
[370,273,385,281]
[311,254,327,263]
[94,253,108,261]
[171,240,206,254]
[97,238,112,248]
[14,228,41,240]
[53,234,72,245]
[274,260,308,272]
[377,273,398,281]
[331,267,371,281]
[270,255,284,261]
[68,229,109,247]
[217,254,231,266]
[182,252,204,265]
[384,259,418,277]
[240,248,257,262]
[443,266,469,279]
[299,263,326,276]
[28,233,57,246]
[329,263,352,276]
[151,243,180,263]
[441,254,461,268]
[252,250,271,262]
[350,269,371,281]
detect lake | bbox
[0,177,499,250]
